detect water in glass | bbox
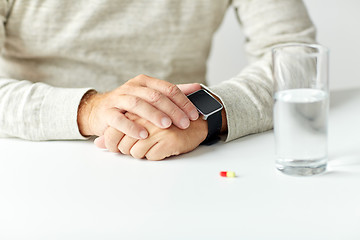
[274,88,328,176]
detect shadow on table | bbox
[324,149,360,176]
[330,87,360,109]
[328,150,360,166]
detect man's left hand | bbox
[95,112,208,160]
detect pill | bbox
[226,171,236,178]
[220,171,227,177]
[220,171,236,178]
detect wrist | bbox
[187,89,225,144]
[192,117,208,143]
[77,90,98,136]
[220,108,227,133]
[210,95,227,134]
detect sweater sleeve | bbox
[205,0,316,142]
[0,3,91,140]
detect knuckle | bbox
[165,84,180,98]
[127,96,141,109]
[149,90,162,104]
[168,107,179,118]
[180,99,192,111]
[126,122,138,135]
[120,84,130,92]
[135,74,148,80]
[110,113,123,126]
[126,78,135,85]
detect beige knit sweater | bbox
[0,0,316,141]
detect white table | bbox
[1,88,360,240]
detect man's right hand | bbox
[77,74,201,139]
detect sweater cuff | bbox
[40,87,93,140]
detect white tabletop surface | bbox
[1,88,360,240]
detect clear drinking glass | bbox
[272,44,329,176]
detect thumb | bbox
[177,83,201,95]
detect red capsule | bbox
[220,171,228,177]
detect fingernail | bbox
[180,117,190,129]
[139,130,148,139]
[190,110,199,121]
[161,117,172,128]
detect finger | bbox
[127,86,192,130]
[124,111,140,121]
[177,83,202,95]
[115,95,174,129]
[106,109,148,139]
[144,142,170,161]
[136,75,199,122]
[118,135,139,155]
[94,136,106,149]
[104,127,125,153]
[129,138,157,159]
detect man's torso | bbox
[0,0,229,91]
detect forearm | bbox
[0,78,91,140]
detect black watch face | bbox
[187,89,222,115]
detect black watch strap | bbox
[201,110,222,145]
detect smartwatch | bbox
[187,89,223,145]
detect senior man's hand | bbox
[77,74,200,139]
[95,112,208,160]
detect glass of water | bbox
[272,44,329,176]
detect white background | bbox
[207,0,360,91]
